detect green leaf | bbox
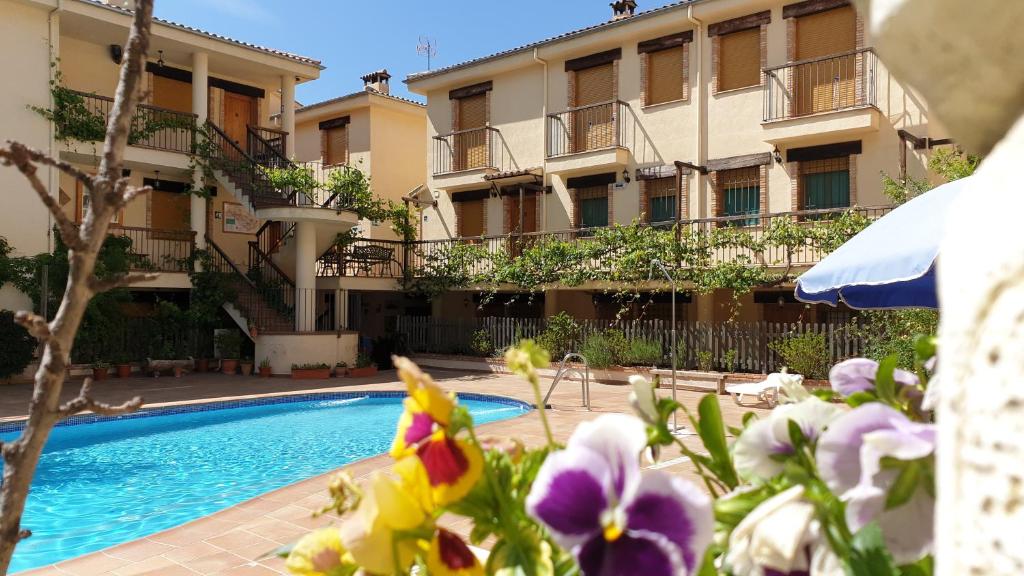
[813,388,839,402]
[695,547,718,576]
[741,411,758,428]
[898,555,934,576]
[488,533,554,576]
[885,462,921,511]
[787,419,808,451]
[845,390,878,408]
[845,523,900,576]
[875,355,900,404]
[696,394,739,488]
[913,335,937,366]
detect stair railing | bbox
[204,121,289,210]
[205,236,294,332]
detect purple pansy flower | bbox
[829,358,919,397]
[526,414,713,575]
[816,403,936,564]
[733,398,844,480]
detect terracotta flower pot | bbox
[240,362,253,376]
[291,367,331,380]
[115,364,132,378]
[334,367,349,377]
[92,367,109,381]
[173,365,184,378]
[258,366,272,378]
[221,359,239,374]
[195,358,210,373]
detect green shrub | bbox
[723,349,738,373]
[470,329,494,357]
[580,329,628,369]
[536,312,580,359]
[696,350,714,372]
[356,352,375,368]
[1,311,38,379]
[215,330,242,359]
[771,332,829,379]
[623,337,662,367]
[851,310,939,368]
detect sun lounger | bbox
[726,374,785,407]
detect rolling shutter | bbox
[718,27,761,91]
[459,199,485,238]
[325,125,348,166]
[455,94,488,170]
[457,94,487,130]
[574,63,615,106]
[647,46,686,105]
[795,6,857,114]
[572,63,615,152]
[152,75,192,113]
[151,189,191,238]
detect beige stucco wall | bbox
[255,332,358,375]
[0,0,55,312]
[415,0,939,244]
[368,101,427,240]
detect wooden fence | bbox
[394,316,864,374]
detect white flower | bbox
[733,397,844,480]
[775,370,809,404]
[628,374,659,425]
[725,486,843,576]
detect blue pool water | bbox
[0,392,529,572]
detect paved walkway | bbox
[9,364,768,575]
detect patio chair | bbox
[725,372,788,407]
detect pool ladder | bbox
[542,353,591,411]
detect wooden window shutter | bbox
[795,6,857,114]
[718,27,761,91]
[325,125,348,166]
[151,189,191,232]
[796,5,856,60]
[574,63,615,106]
[457,94,487,130]
[459,199,485,237]
[647,46,686,105]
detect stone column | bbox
[281,74,296,159]
[294,221,316,331]
[191,51,209,249]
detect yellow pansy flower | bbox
[285,528,348,576]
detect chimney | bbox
[610,0,638,20]
[361,69,392,95]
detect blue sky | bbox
[153,0,634,105]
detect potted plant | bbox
[195,357,210,373]
[113,354,132,378]
[216,330,242,375]
[291,363,331,379]
[258,357,272,378]
[92,361,110,381]
[239,357,254,376]
[334,361,349,377]
[349,353,378,378]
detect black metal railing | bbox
[61,90,197,153]
[111,226,195,273]
[546,100,633,158]
[247,126,288,165]
[204,121,290,210]
[316,239,406,278]
[432,126,515,175]
[763,48,878,122]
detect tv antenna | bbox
[416,36,438,70]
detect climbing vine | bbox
[406,210,873,315]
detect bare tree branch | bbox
[120,184,152,207]
[0,145,85,251]
[110,177,151,208]
[12,312,51,343]
[8,144,95,189]
[57,378,143,418]
[87,272,160,294]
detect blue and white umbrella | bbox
[795,176,972,309]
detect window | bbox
[801,157,850,213]
[76,180,122,225]
[324,125,348,166]
[718,27,761,91]
[794,5,858,115]
[719,167,760,226]
[646,177,677,224]
[572,63,616,152]
[576,185,609,230]
[646,46,686,106]
[455,93,488,170]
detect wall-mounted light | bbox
[109,44,123,64]
[622,169,631,184]
[153,170,160,190]
[156,50,165,68]
[773,147,783,164]
[777,294,786,308]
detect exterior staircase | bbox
[206,236,295,334]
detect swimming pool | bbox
[0,392,530,572]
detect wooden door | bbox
[794,6,857,115]
[223,92,257,151]
[459,199,485,239]
[572,63,615,152]
[508,193,537,234]
[455,94,487,170]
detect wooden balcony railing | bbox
[432,127,514,175]
[546,100,633,158]
[763,48,878,122]
[60,90,197,153]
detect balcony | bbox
[431,127,517,190]
[109,226,195,273]
[57,90,197,154]
[545,100,648,174]
[761,49,880,142]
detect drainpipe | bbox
[687,5,706,218]
[46,0,62,255]
[533,48,549,230]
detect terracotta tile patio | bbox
[5,365,769,575]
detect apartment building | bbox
[404,0,942,325]
[0,0,428,372]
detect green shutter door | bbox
[804,170,850,210]
[724,184,760,226]
[650,195,676,224]
[580,196,609,229]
